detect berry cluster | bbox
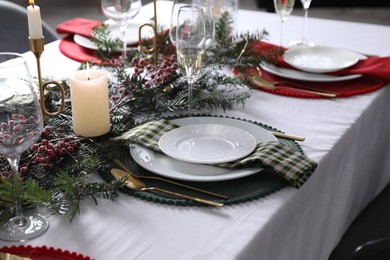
[0,114,40,146]
[131,55,179,88]
[20,126,80,173]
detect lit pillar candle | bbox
[27,0,43,39]
[69,68,110,137]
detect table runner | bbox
[98,115,303,206]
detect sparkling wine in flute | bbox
[273,0,295,47]
[177,47,205,79]
[175,5,206,116]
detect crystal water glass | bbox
[0,52,48,242]
[273,0,295,47]
[101,0,142,59]
[170,0,214,48]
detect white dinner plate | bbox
[130,117,278,182]
[260,63,362,82]
[283,46,365,73]
[158,124,256,164]
[73,23,153,51]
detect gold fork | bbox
[114,159,229,199]
[251,75,337,98]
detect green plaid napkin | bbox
[114,119,317,188]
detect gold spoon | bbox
[111,168,224,207]
[114,159,228,199]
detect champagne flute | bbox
[101,0,142,59]
[273,0,295,47]
[0,52,47,242]
[170,0,214,48]
[176,5,206,115]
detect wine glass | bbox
[101,0,142,59]
[0,52,47,242]
[193,0,215,48]
[299,0,314,46]
[170,0,214,48]
[176,5,206,115]
[273,0,295,47]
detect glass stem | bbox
[280,18,286,47]
[302,7,309,44]
[119,22,128,59]
[8,155,25,226]
[187,79,194,116]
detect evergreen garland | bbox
[0,12,279,221]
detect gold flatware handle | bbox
[115,159,229,199]
[143,187,224,207]
[271,131,305,142]
[277,85,336,98]
[0,252,31,260]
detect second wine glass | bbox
[273,0,295,47]
[0,52,47,242]
[299,0,314,46]
[176,5,206,116]
[101,0,142,59]
[170,0,214,48]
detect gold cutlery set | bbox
[112,160,225,207]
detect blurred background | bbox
[6,0,390,31]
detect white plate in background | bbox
[260,63,362,82]
[283,46,366,73]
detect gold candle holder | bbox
[138,0,158,66]
[29,37,65,125]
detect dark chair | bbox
[0,1,58,53]
[329,184,390,260]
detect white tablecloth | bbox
[1,2,390,259]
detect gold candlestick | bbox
[29,37,65,125]
[138,0,158,66]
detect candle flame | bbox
[28,0,35,7]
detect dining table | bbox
[1,1,390,259]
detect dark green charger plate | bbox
[102,114,302,206]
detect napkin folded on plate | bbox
[56,18,120,64]
[56,18,102,38]
[114,119,318,188]
[249,41,390,82]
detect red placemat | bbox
[246,41,389,98]
[256,68,387,98]
[0,245,93,260]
